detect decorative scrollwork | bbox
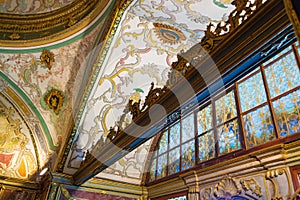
[265,169,285,200]
[201,0,264,52]
[128,82,169,121]
[166,55,192,87]
[240,178,262,197]
[289,187,300,200]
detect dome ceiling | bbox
[63,0,236,184]
[0,0,75,14]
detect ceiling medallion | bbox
[153,23,186,45]
[40,49,55,70]
[44,89,64,115]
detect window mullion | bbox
[212,98,219,157]
[194,110,199,165]
[260,65,280,139]
[234,83,247,150]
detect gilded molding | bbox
[0,0,111,47]
[284,0,300,42]
[265,168,285,200]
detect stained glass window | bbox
[272,89,300,137]
[149,41,300,183]
[238,72,267,112]
[181,140,195,170]
[215,91,237,124]
[169,122,180,149]
[218,119,241,155]
[158,131,168,155]
[157,154,167,179]
[243,105,276,147]
[182,114,195,142]
[199,131,215,162]
[168,147,180,175]
[149,158,156,182]
[265,50,300,98]
[197,105,212,134]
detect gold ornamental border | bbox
[0,0,112,47]
[284,0,300,42]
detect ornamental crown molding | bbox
[0,0,112,47]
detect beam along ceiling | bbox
[63,0,236,185]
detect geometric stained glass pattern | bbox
[218,119,241,155]
[169,122,180,149]
[181,140,195,171]
[198,131,215,162]
[158,131,168,155]
[215,91,237,125]
[168,147,180,175]
[182,113,195,143]
[238,71,267,112]
[197,104,212,134]
[243,105,276,147]
[272,89,300,137]
[265,50,300,98]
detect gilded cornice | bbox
[0,0,112,47]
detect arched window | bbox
[148,41,300,182]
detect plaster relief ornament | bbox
[40,49,55,70]
[44,88,64,115]
[153,23,186,45]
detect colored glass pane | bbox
[218,119,241,155]
[149,158,156,182]
[197,105,212,134]
[215,91,237,125]
[181,140,195,171]
[168,147,180,175]
[198,131,215,162]
[265,50,300,98]
[158,131,168,155]
[243,105,276,147]
[272,89,300,137]
[169,122,180,149]
[182,113,195,142]
[238,72,267,112]
[157,154,167,179]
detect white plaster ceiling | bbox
[64,0,236,184]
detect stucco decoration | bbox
[0,19,105,148]
[0,0,75,14]
[64,0,236,184]
[0,93,38,179]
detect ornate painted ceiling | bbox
[0,0,113,181]
[0,0,244,185]
[0,0,75,14]
[62,0,236,184]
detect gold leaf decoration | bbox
[240,178,262,197]
[40,49,55,70]
[44,89,64,115]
